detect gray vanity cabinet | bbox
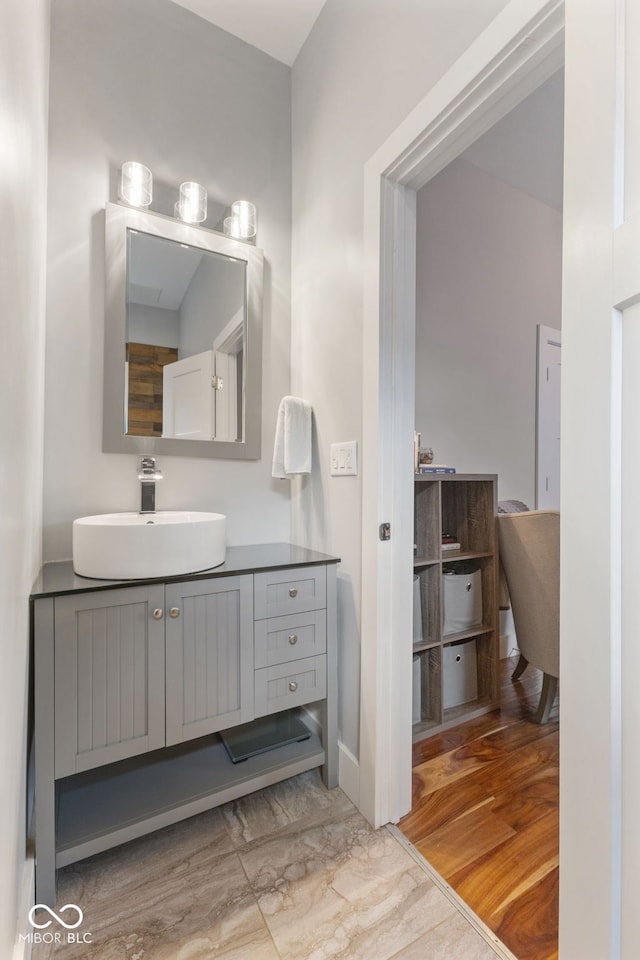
[165,575,254,745]
[54,585,166,779]
[32,546,339,908]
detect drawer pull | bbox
[169,607,180,619]
[152,608,164,620]
[288,680,298,692]
[288,587,298,598]
[288,634,298,645]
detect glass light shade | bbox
[223,215,243,239]
[119,162,153,207]
[178,181,207,223]
[231,199,257,238]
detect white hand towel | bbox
[272,396,312,478]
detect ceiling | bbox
[169,0,328,66]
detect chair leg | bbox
[534,673,558,724]
[511,654,529,681]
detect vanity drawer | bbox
[254,655,327,717]
[254,566,326,619]
[255,610,326,668]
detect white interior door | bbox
[536,324,561,508]
[561,1,640,956]
[162,349,213,439]
[615,6,640,956]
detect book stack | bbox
[442,532,461,553]
[418,464,456,474]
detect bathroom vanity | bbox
[31,543,339,905]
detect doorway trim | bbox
[359,0,564,827]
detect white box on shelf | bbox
[442,567,482,634]
[413,575,423,642]
[443,640,478,708]
[412,654,422,724]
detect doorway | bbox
[357,3,568,948]
[359,0,564,831]
[400,71,563,958]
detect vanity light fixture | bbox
[223,215,243,239]
[177,181,207,224]
[119,161,153,208]
[231,199,257,239]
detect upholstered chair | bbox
[498,510,559,723]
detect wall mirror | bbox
[104,202,263,459]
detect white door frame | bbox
[213,310,244,442]
[536,323,562,508]
[360,0,565,829]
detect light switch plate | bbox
[330,440,358,476]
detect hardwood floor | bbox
[399,656,559,960]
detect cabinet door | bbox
[54,586,166,778]
[165,575,254,746]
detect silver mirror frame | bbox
[103,201,263,459]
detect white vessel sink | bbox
[73,511,226,580]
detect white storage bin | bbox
[412,575,423,643]
[442,566,482,635]
[412,654,422,724]
[444,640,478,708]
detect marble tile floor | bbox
[32,770,513,960]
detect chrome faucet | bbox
[137,457,163,514]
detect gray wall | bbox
[128,304,180,348]
[0,0,50,947]
[45,0,292,557]
[179,255,245,356]
[292,0,510,762]
[415,158,563,506]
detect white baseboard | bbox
[338,741,360,808]
[500,635,520,660]
[300,707,360,807]
[499,608,519,659]
[13,856,34,960]
[299,710,359,808]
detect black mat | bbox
[220,712,311,763]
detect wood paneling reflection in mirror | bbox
[126,342,178,437]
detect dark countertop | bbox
[31,542,340,600]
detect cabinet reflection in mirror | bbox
[104,202,263,460]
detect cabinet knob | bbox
[169,607,180,619]
[288,680,298,692]
[288,587,298,598]
[288,634,298,645]
[152,608,164,620]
